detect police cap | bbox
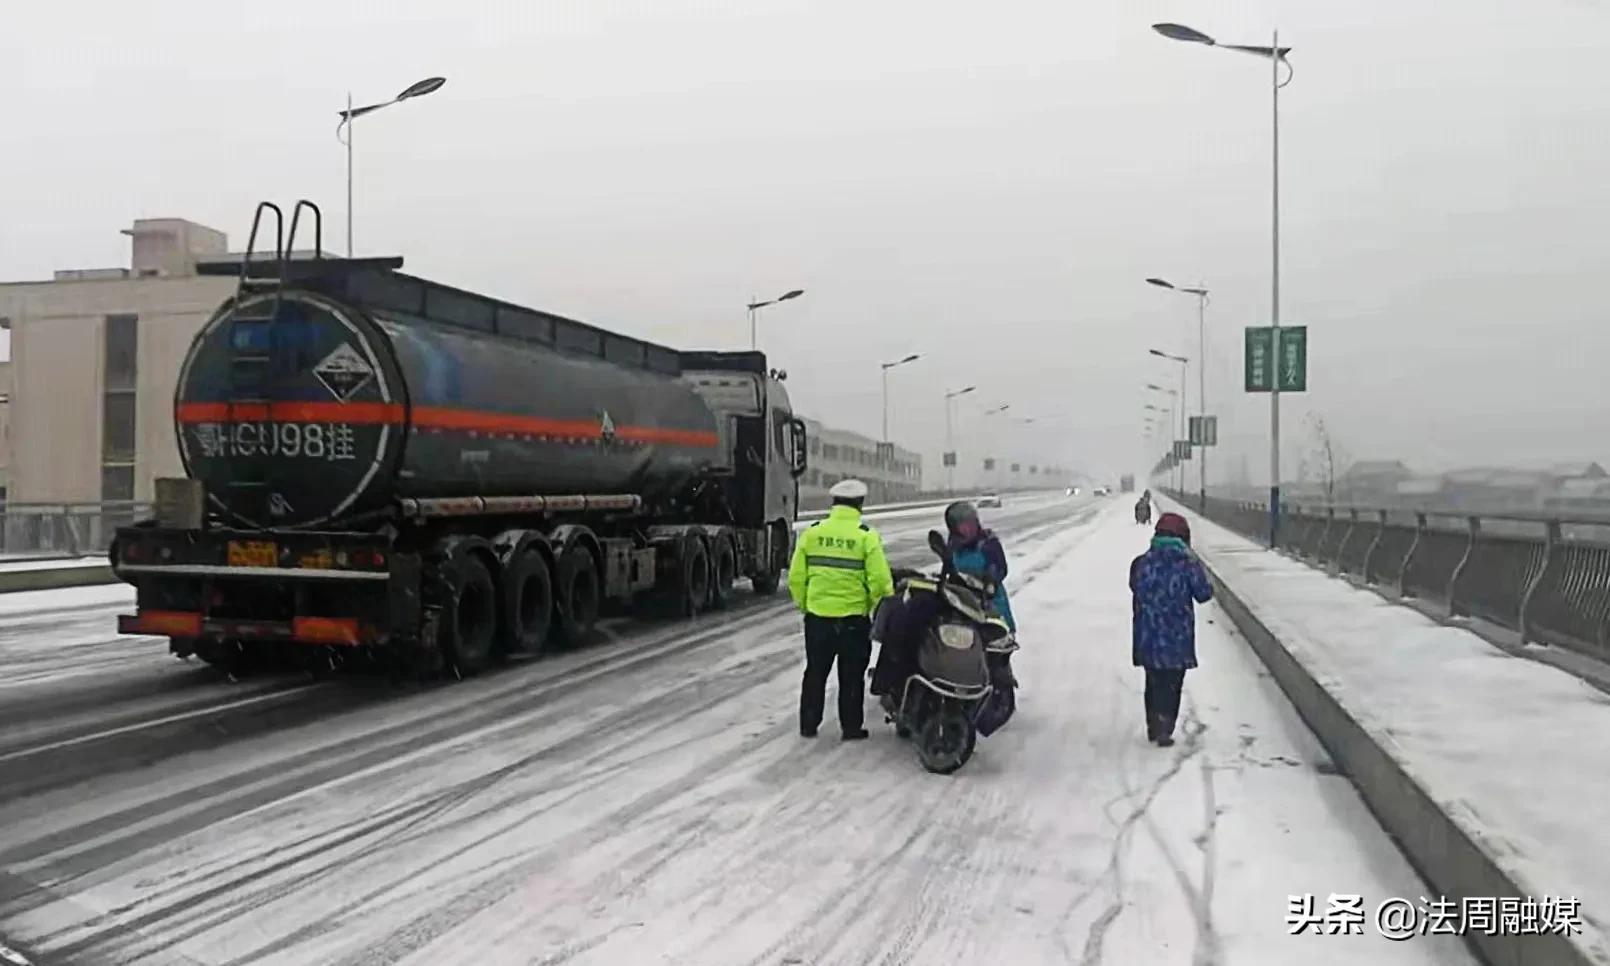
[829,478,869,502]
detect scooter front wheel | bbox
[915,701,977,775]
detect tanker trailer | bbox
[113,206,807,676]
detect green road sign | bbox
[1245,327,1273,391]
[1189,415,1218,446]
[1245,326,1307,393]
[1279,326,1307,391]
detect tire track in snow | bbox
[1060,690,1209,966]
[33,643,810,963]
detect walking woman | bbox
[1128,512,1212,747]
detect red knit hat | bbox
[1155,512,1191,542]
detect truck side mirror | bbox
[789,418,809,478]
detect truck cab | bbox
[679,351,807,585]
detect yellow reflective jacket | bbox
[788,505,895,618]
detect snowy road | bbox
[0,500,1475,965]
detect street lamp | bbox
[1154,21,1293,546]
[1149,348,1190,492]
[944,386,976,492]
[1148,277,1211,510]
[978,404,1012,490]
[1144,401,1174,490]
[747,289,805,351]
[337,76,446,257]
[880,353,921,443]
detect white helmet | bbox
[829,478,869,502]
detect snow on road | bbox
[0,503,1472,965]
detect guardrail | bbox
[0,502,150,559]
[796,490,1065,522]
[1172,489,1610,664]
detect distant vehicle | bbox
[1065,486,1080,497]
[978,494,1002,508]
[1120,474,1136,493]
[1094,486,1111,497]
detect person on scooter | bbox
[944,501,1015,631]
[1129,511,1213,747]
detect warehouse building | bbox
[797,417,923,508]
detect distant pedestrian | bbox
[789,478,895,741]
[1128,512,1212,747]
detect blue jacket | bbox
[949,531,1016,632]
[1129,537,1213,669]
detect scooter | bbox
[873,530,1018,774]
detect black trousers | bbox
[801,614,873,734]
[1143,668,1187,736]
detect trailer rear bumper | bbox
[119,610,378,646]
[113,526,421,645]
[116,563,388,581]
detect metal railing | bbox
[0,501,150,558]
[1173,490,1610,664]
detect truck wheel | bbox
[554,547,600,647]
[500,548,554,655]
[679,535,711,617]
[709,535,737,609]
[439,555,497,677]
[751,521,790,595]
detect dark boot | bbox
[1145,712,1164,743]
[1156,716,1177,747]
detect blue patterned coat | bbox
[1129,538,1213,669]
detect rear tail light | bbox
[124,610,204,638]
[293,616,362,646]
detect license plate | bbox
[227,540,277,568]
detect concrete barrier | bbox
[0,563,118,594]
[1200,553,1591,966]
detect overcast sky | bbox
[5,0,1608,486]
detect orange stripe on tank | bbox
[176,401,405,424]
[176,401,719,448]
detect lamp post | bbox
[1153,21,1293,547]
[881,353,921,443]
[944,386,976,492]
[337,76,446,257]
[1145,402,1173,491]
[980,404,1011,490]
[1147,277,1211,510]
[747,289,805,351]
[1149,350,1189,494]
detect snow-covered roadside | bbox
[1190,511,1610,963]
[0,505,1471,965]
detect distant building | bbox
[797,417,922,508]
[0,219,235,507]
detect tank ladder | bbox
[219,201,323,522]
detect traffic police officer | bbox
[789,478,894,740]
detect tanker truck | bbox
[112,201,807,677]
